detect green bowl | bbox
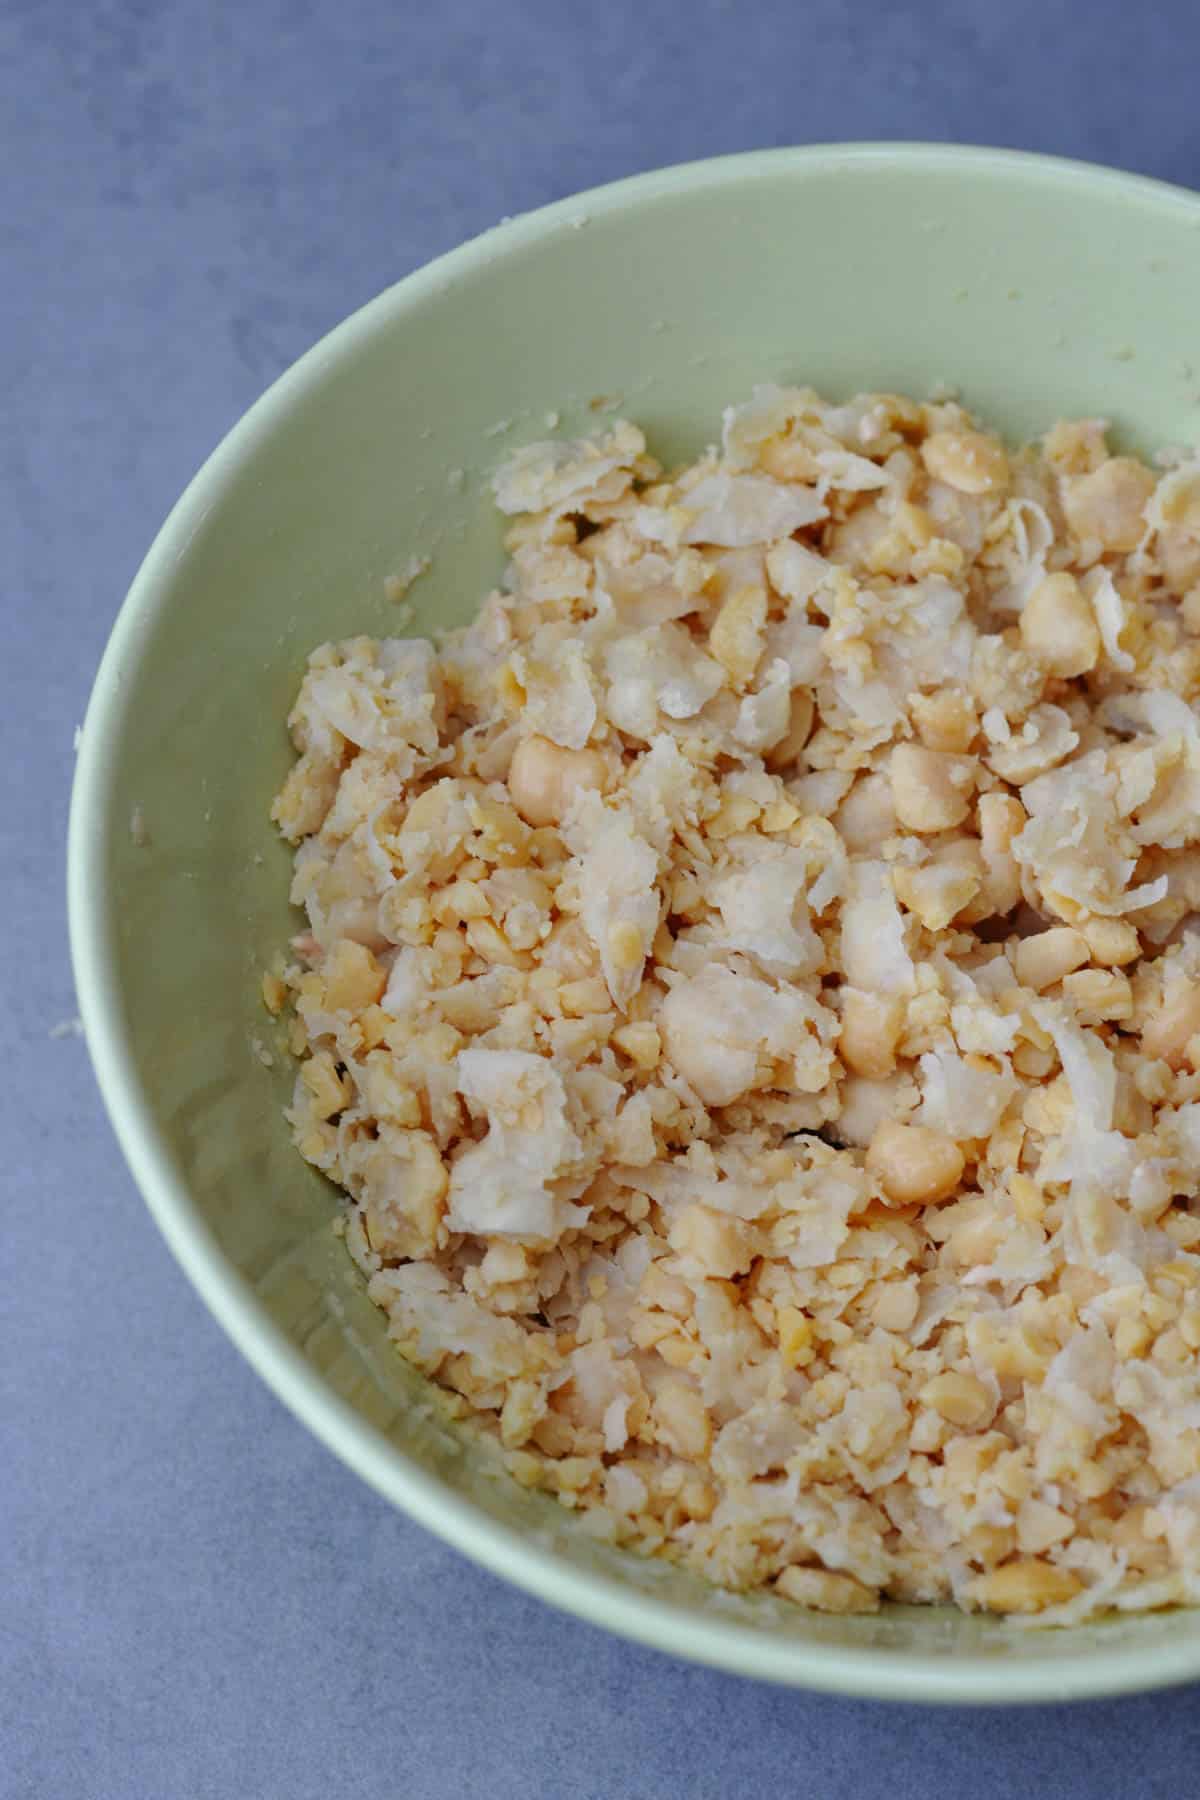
[69,144,1200,1703]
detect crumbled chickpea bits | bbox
[271,384,1200,1621]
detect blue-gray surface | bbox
[7,0,1200,1794]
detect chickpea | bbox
[1017,1500,1074,1557]
[1061,967,1133,1024]
[1106,1505,1170,1573]
[507,734,608,826]
[956,839,1011,926]
[870,1280,920,1332]
[541,916,598,980]
[1156,467,1200,536]
[678,1474,717,1522]
[464,916,528,968]
[1062,456,1156,552]
[433,878,490,926]
[320,939,387,1012]
[910,687,978,753]
[967,1559,1082,1615]
[652,1379,710,1458]
[1080,916,1140,966]
[775,1566,880,1614]
[835,771,896,852]
[668,1203,753,1279]
[894,843,983,930]
[1044,418,1108,474]
[839,989,904,1078]
[612,1021,661,1069]
[361,1129,447,1261]
[1014,927,1089,992]
[889,744,977,833]
[261,971,286,1015]
[300,1051,353,1121]
[919,1371,993,1428]
[866,1120,965,1207]
[759,438,819,482]
[1020,573,1100,678]
[864,500,937,576]
[776,1305,815,1368]
[1141,983,1200,1070]
[977,792,1025,917]
[921,429,1010,495]
[558,975,612,1016]
[709,583,767,687]
[607,920,645,973]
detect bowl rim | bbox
[68,141,1200,1704]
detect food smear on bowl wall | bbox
[266,381,1200,1624]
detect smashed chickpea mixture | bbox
[271,386,1200,1623]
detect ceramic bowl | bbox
[69,144,1200,1701]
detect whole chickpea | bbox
[507,734,608,826]
[866,1120,965,1207]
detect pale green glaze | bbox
[69,146,1200,1702]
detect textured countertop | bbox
[8,1,1200,1794]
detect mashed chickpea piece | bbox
[271,387,1200,1622]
